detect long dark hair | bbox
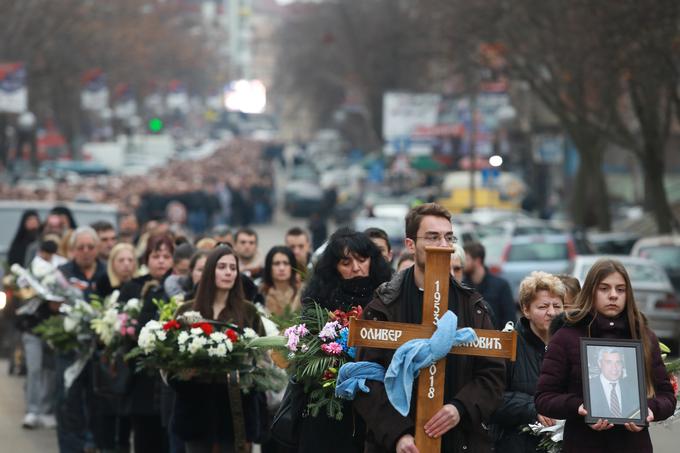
[193,246,247,326]
[8,209,40,266]
[303,228,392,304]
[566,258,655,397]
[261,245,299,294]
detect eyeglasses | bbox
[75,244,96,251]
[416,233,458,245]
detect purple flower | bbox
[318,321,340,341]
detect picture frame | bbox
[579,337,648,426]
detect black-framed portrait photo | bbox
[580,338,648,426]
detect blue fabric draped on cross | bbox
[335,310,478,416]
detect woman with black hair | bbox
[260,246,301,316]
[172,245,265,453]
[8,209,40,266]
[296,228,392,453]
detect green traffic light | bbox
[148,118,164,132]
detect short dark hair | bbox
[173,242,195,263]
[285,226,309,240]
[235,227,258,243]
[405,203,451,241]
[364,227,391,252]
[463,242,486,264]
[90,220,115,233]
[143,234,175,265]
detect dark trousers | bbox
[132,414,168,453]
[56,354,92,453]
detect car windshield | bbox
[578,262,667,284]
[507,243,568,262]
[638,246,680,272]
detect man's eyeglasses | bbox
[75,244,96,251]
[416,233,458,245]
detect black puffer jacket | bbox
[491,317,546,453]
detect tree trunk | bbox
[569,134,611,231]
[640,149,676,233]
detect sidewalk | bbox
[0,360,57,452]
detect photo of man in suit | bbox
[588,347,640,419]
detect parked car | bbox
[492,234,577,300]
[569,255,680,344]
[587,231,641,255]
[631,235,680,295]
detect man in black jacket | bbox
[463,242,516,330]
[354,204,506,453]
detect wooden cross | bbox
[348,246,517,452]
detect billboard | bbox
[382,92,441,155]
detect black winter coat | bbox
[120,272,172,416]
[170,301,266,443]
[491,317,546,453]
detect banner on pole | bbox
[0,62,28,113]
[81,69,109,112]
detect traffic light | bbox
[148,117,164,133]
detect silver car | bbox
[570,255,680,342]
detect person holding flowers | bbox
[295,228,392,453]
[491,271,566,453]
[120,234,175,453]
[171,245,266,453]
[535,258,677,452]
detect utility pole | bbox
[469,92,478,210]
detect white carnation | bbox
[177,331,190,345]
[190,328,203,336]
[225,339,233,352]
[210,332,227,343]
[208,343,228,357]
[243,328,258,339]
[180,310,202,323]
[155,331,167,342]
[109,290,120,306]
[188,337,208,354]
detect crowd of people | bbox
[4,201,677,453]
[0,140,276,232]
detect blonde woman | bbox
[97,243,138,298]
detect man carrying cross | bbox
[353,203,506,453]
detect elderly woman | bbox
[491,271,566,453]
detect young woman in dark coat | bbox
[120,234,175,453]
[535,258,676,453]
[491,271,566,453]
[170,245,266,453]
[296,228,392,453]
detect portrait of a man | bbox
[588,347,640,419]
